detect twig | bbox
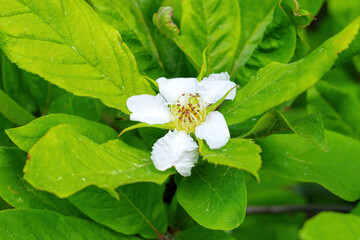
[246,205,355,215]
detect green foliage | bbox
[300,212,360,240]
[0,0,360,238]
[0,209,139,239]
[177,163,246,230]
[0,148,83,216]
[245,111,326,151]
[0,0,153,113]
[221,17,360,126]
[259,131,360,201]
[6,114,117,152]
[199,138,262,179]
[69,183,167,238]
[23,124,174,198]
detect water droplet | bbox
[24,28,27,31]
[82,178,86,181]
[72,46,76,51]
[57,176,62,180]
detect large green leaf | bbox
[0,147,83,217]
[177,163,247,230]
[0,209,139,240]
[175,225,235,240]
[259,131,360,201]
[69,183,167,239]
[24,124,173,198]
[199,138,262,180]
[6,113,117,152]
[88,0,164,78]
[300,212,360,240]
[235,5,296,85]
[0,0,153,113]
[307,81,360,140]
[245,111,327,151]
[220,17,360,126]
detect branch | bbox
[246,204,355,215]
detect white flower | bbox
[126,72,236,176]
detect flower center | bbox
[170,93,207,132]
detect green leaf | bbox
[69,183,167,239]
[245,111,327,151]
[49,93,103,121]
[221,17,360,126]
[88,0,165,78]
[230,0,277,76]
[0,0,153,114]
[0,88,35,126]
[307,81,360,140]
[175,225,235,240]
[177,163,247,230]
[0,147,83,217]
[199,138,262,180]
[6,113,117,152]
[24,124,173,198]
[300,212,360,240]
[0,209,140,240]
[235,5,296,85]
[259,131,360,201]
[180,0,241,72]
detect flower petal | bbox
[151,130,199,176]
[157,77,198,104]
[126,94,171,124]
[195,111,230,149]
[197,72,236,105]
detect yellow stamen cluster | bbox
[170,93,207,132]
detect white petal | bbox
[195,111,230,149]
[157,77,198,104]
[151,130,199,176]
[197,72,236,105]
[126,94,171,124]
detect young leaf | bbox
[0,147,83,217]
[0,0,153,114]
[300,212,360,240]
[199,138,262,180]
[177,163,247,230]
[6,114,117,152]
[69,184,167,239]
[259,131,360,201]
[0,209,140,240]
[221,17,360,126]
[180,0,241,73]
[24,124,173,198]
[245,111,327,151]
